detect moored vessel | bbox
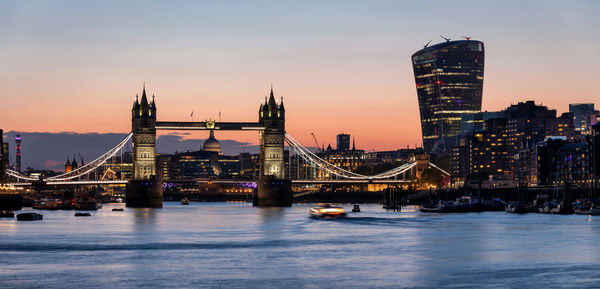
[0,210,15,218]
[181,197,190,205]
[590,206,600,216]
[506,202,531,214]
[420,201,455,213]
[75,192,102,210]
[17,212,43,221]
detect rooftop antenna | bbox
[440,35,451,42]
[423,40,432,48]
[461,36,471,40]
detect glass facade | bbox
[412,40,485,153]
[569,103,599,133]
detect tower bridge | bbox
[2,86,449,208]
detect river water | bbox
[1,202,600,288]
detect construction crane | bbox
[310,133,321,153]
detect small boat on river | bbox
[506,202,531,214]
[310,204,346,218]
[420,201,455,213]
[181,197,190,205]
[589,206,600,216]
[17,212,43,221]
[74,192,102,210]
[0,210,15,218]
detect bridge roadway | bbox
[7,179,413,187]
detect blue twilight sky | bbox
[0,0,599,153]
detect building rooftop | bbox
[412,39,483,57]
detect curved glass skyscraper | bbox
[412,39,484,153]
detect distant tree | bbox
[419,167,444,187]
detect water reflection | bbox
[2,203,600,288]
[132,208,158,230]
[258,207,286,239]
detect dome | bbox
[203,130,223,155]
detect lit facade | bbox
[15,133,21,172]
[569,103,599,133]
[412,39,484,154]
[131,86,157,180]
[157,151,241,181]
[450,101,598,187]
[0,129,8,182]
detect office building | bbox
[336,133,351,151]
[412,39,485,153]
[15,133,21,172]
[569,103,598,133]
[0,129,8,181]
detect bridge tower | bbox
[255,88,292,206]
[126,86,163,208]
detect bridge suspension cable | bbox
[46,132,133,181]
[428,162,450,176]
[285,133,416,180]
[4,132,133,183]
[5,169,39,181]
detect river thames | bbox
[1,202,600,288]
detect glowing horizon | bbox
[1,1,599,151]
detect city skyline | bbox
[1,1,599,151]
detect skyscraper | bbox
[412,38,485,153]
[0,129,8,181]
[15,133,21,172]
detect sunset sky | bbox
[1,0,599,151]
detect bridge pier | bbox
[254,176,292,207]
[126,177,163,208]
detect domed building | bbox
[203,130,223,155]
[155,129,244,181]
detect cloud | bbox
[44,160,64,168]
[2,131,258,171]
[156,133,259,155]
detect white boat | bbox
[309,204,346,218]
